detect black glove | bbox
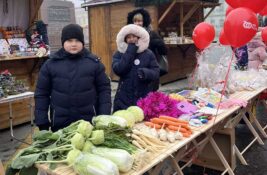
[126,43,138,55]
[38,123,50,130]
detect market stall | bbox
[0,0,48,129]
[5,82,266,175]
[81,0,220,83]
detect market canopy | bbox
[0,0,43,30]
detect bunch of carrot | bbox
[144,115,192,138]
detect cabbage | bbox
[71,133,85,150]
[73,153,119,175]
[67,149,81,165]
[113,110,135,127]
[77,120,93,138]
[89,130,105,145]
[127,106,144,122]
[92,147,134,173]
[83,140,95,152]
[92,115,127,127]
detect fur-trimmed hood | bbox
[116,24,150,53]
[127,8,151,28]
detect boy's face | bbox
[63,39,83,54]
[126,34,138,44]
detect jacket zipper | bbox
[52,109,55,127]
[93,106,96,116]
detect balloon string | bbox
[189,50,202,89]
[212,49,235,126]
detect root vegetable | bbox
[159,116,189,124]
[144,122,162,129]
[167,132,175,143]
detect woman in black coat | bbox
[112,24,160,112]
[127,8,167,90]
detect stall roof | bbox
[82,0,219,8]
[81,0,125,7]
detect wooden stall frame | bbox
[0,0,45,130]
[82,0,220,83]
[158,0,220,37]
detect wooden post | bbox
[204,6,216,20]
[180,3,184,37]
[158,0,176,25]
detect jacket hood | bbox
[116,24,150,53]
[127,8,151,28]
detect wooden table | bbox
[0,92,34,144]
[0,55,44,62]
[36,88,267,175]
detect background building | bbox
[204,0,226,41]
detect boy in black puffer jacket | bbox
[112,24,160,112]
[34,24,111,131]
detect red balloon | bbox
[225,0,239,8]
[226,0,267,13]
[224,8,258,48]
[192,22,215,50]
[219,29,229,45]
[240,0,267,13]
[262,27,267,42]
[226,6,234,16]
[259,5,267,16]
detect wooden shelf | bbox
[0,55,47,62]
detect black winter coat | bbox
[112,44,160,112]
[34,48,111,131]
[149,31,167,56]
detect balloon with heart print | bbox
[192,22,215,50]
[224,7,258,48]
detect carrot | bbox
[182,132,191,138]
[167,125,187,133]
[151,118,189,128]
[187,129,192,134]
[159,116,189,124]
[144,122,162,129]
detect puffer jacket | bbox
[34,48,111,131]
[247,35,267,69]
[127,8,167,86]
[112,24,160,111]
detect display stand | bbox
[0,92,34,145]
[35,88,267,175]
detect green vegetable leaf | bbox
[46,153,53,161]
[19,166,38,175]
[11,153,41,169]
[49,163,58,170]
[5,165,20,175]
[33,130,54,141]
